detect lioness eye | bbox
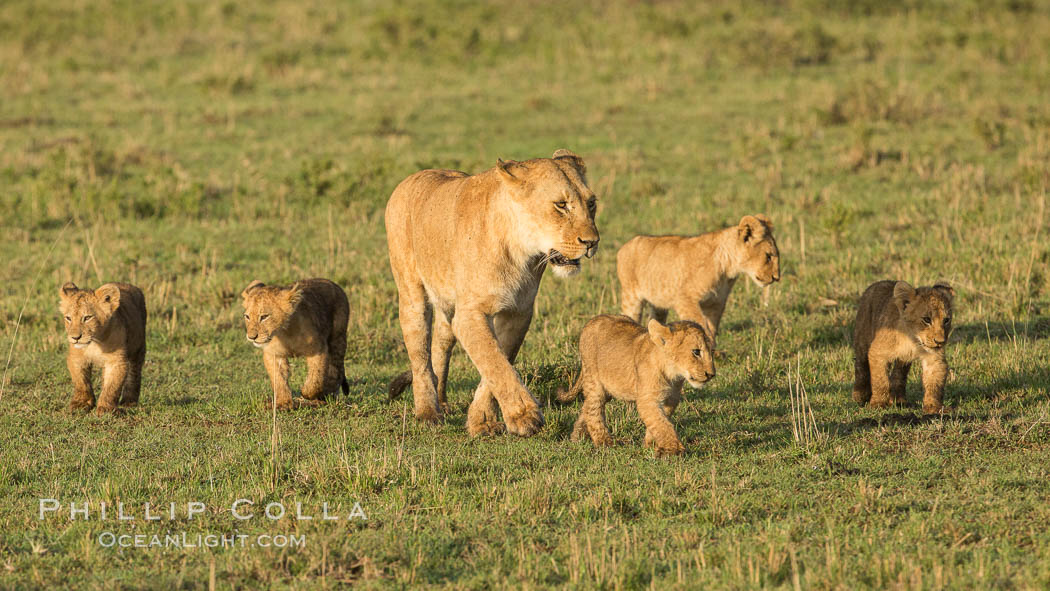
[260,314,270,321]
[554,201,568,212]
[64,316,71,322]
[922,316,932,325]
[82,315,92,322]
[692,348,702,358]
[766,253,773,262]
[243,313,250,319]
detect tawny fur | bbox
[561,315,715,456]
[616,215,780,343]
[385,149,599,436]
[852,280,954,414]
[241,278,350,410]
[59,282,147,415]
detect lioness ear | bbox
[647,318,671,347]
[95,284,121,313]
[933,281,955,300]
[241,280,265,299]
[552,149,587,176]
[738,215,767,244]
[754,214,774,231]
[893,281,915,311]
[496,159,523,186]
[60,282,79,299]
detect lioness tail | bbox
[388,370,412,400]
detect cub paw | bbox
[655,441,686,457]
[414,405,444,425]
[467,419,506,437]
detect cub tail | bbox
[341,377,350,396]
[555,370,584,404]
[388,370,412,400]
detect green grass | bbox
[2,0,1050,588]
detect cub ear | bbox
[60,282,79,299]
[552,149,587,176]
[95,284,121,312]
[284,282,304,311]
[893,281,916,311]
[738,215,768,244]
[241,280,265,299]
[496,158,523,186]
[753,214,774,231]
[932,281,955,300]
[647,318,672,347]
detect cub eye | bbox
[259,314,270,321]
[64,316,71,322]
[922,316,932,325]
[692,348,703,358]
[82,315,92,322]
[554,201,568,212]
[943,316,952,326]
[765,253,773,262]
[243,313,250,319]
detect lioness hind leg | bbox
[395,281,441,424]
[431,312,457,414]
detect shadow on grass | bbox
[950,319,1050,345]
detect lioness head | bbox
[59,282,121,348]
[893,281,954,351]
[647,319,716,389]
[497,149,600,277]
[735,215,780,287]
[241,280,303,348]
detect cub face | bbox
[59,282,120,348]
[499,150,600,278]
[736,215,781,287]
[241,280,302,347]
[893,281,954,351]
[648,319,716,389]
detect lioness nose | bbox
[578,236,599,257]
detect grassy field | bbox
[2,0,1050,588]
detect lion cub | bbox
[559,315,715,456]
[617,215,780,342]
[852,280,954,414]
[59,282,147,414]
[241,278,350,410]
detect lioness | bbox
[59,282,147,414]
[617,215,780,342]
[386,149,599,436]
[852,280,954,414]
[241,278,350,410]
[559,315,715,456]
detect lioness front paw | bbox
[265,398,295,411]
[503,404,544,437]
[70,399,95,412]
[414,405,443,425]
